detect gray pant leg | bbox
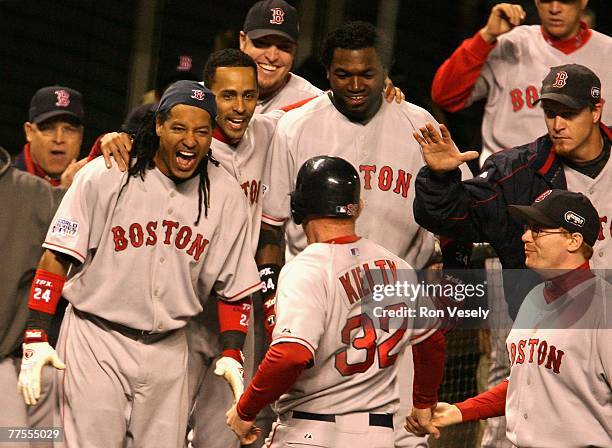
[0,356,30,448]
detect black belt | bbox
[292,411,393,429]
[75,309,177,343]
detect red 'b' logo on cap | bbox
[552,71,568,88]
[191,89,205,101]
[55,89,71,107]
[270,7,285,24]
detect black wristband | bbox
[220,330,247,351]
[26,308,54,333]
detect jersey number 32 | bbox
[335,303,407,376]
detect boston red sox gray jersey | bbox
[255,72,322,114]
[564,164,612,268]
[270,236,435,416]
[211,110,283,252]
[262,94,436,268]
[469,25,611,164]
[42,157,262,331]
[505,276,612,447]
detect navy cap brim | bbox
[247,29,296,43]
[33,110,83,125]
[508,205,560,228]
[534,92,587,110]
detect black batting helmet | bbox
[290,156,360,225]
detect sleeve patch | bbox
[51,218,79,237]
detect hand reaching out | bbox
[413,123,478,173]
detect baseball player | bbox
[227,155,446,447]
[407,190,612,447]
[258,22,459,447]
[414,64,611,309]
[17,80,262,447]
[431,1,612,167]
[239,0,404,114]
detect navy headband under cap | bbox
[156,80,217,121]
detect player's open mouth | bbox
[346,95,366,106]
[176,150,197,171]
[49,149,66,158]
[258,63,279,73]
[227,117,247,131]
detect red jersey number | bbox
[334,304,408,376]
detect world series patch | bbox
[51,218,79,237]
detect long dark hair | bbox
[119,109,218,225]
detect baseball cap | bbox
[243,0,299,43]
[508,189,599,246]
[29,85,84,124]
[535,64,602,109]
[156,80,217,122]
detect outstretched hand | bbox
[404,402,463,437]
[226,404,261,445]
[413,123,478,173]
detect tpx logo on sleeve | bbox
[51,218,79,237]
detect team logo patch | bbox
[534,190,552,203]
[564,211,585,227]
[54,89,71,107]
[552,71,568,88]
[176,55,192,72]
[191,89,206,101]
[51,218,79,237]
[269,7,285,24]
[591,86,601,99]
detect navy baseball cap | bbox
[156,80,217,122]
[243,0,299,43]
[535,64,601,109]
[508,189,600,246]
[29,85,84,124]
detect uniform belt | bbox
[75,309,177,343]
[291,411,393,429]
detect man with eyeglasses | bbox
[15,85,87,187]
[413,63,611,318]
[406,189,611,447]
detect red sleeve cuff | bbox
[456,379,508,421]
[237,342,312,421]
[87,134,104,161]
[412,330,446,408]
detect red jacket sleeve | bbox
[431,31,496,112]
[455,379,508,421]
[412,330,446,408]
[237,342,313,421]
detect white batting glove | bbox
[17,342,66,405]
[214,356,244,402]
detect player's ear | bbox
[24,122,35,142]
[239,31,247,51]
[155,118,163,137]
[566,232,584,254]
[591,101,603,124]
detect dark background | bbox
[0,0,609,158]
